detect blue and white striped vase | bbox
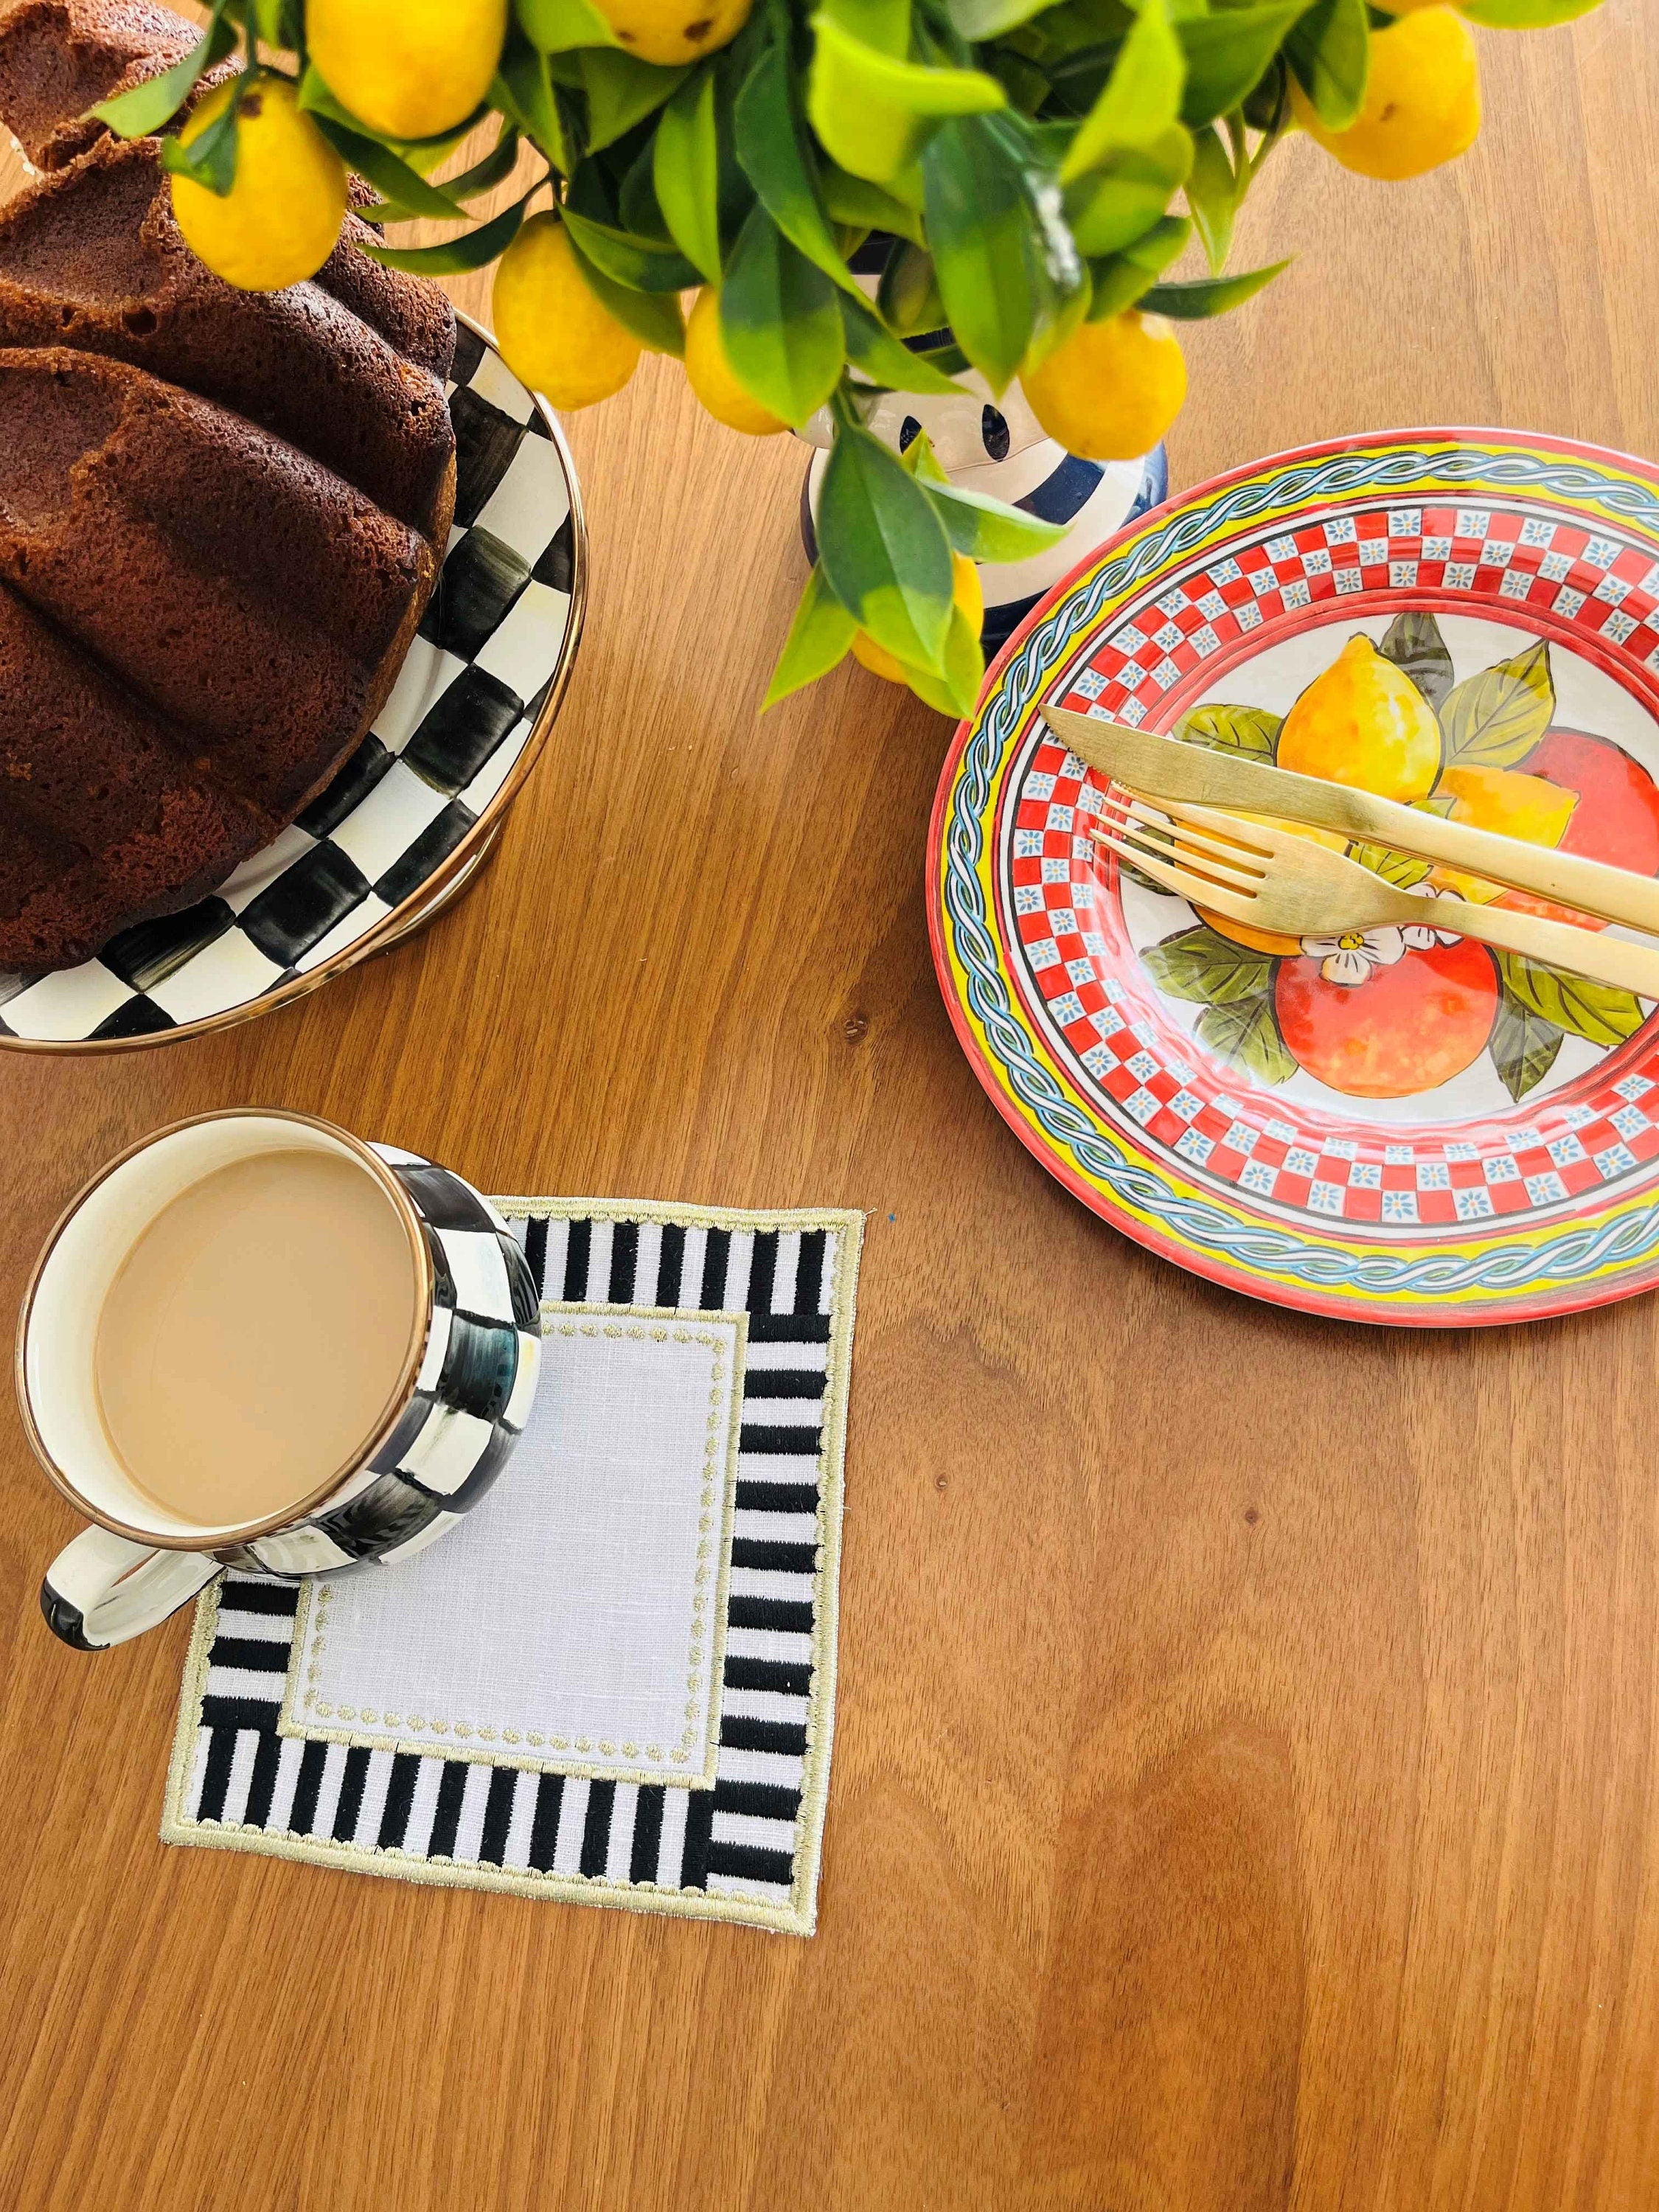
[799,394,1167,658]
[797,251,1169,663]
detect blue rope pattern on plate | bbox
[939,442,1659,1299]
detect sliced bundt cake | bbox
[0,0,458,384]
[0,139,457,543]
[0,349,435,824]
[0,577,269,970]
[0,0,472,974]
[0,0,233,173]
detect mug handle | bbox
[41,1527,220,1650]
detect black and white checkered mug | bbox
[18,1110,542,1650]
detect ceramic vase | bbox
[796,243,1169,658]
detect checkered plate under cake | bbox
[0,1,582,1047]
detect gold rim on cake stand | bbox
[1,312,587,1056]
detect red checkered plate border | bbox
[928,430,1659,1325]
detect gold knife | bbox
[1040,704,1659,938]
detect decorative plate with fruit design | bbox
[929,430,1659,1326]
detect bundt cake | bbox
[0,138,457,540]
[0,0,234,173]
[0,567,267,970]
[0,348,436,811]
[0,0,458,380]
[0,0,465,974]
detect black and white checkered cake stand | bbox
[0,314,585,1051]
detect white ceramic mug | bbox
[18,1109,542,1649]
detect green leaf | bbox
[910,335,970,376]
[901,427,951,484]
[1348,841,1432,889]
[735,37,858,296]
[568,234,686,354]
[1060,0,1186,184]
[1195,992,1296,1083]
[492,49,577,175]
[1285,0,1371,133]
[945,0,1054,34]
[358,192,530,274]
[1440,639,1555,770]
[1377,609,1454,713]
[817,416,954,672]
[157,72,242,194]
[1461,0,1600,21]
[1085,212,1191,319]
[1489,989,1565,1104]
[1242,54,1292,133]
[653,67,722,281]
[903,599,987,717]
[1142,258,1288,318]
[618,139,671,239]
[1064,125,1193,259]
[765,564,859,706]
[920,475,1070,564]
[515,0,621,52]
[820,164,926,246]
[817,0,911,56]
[577,49,688,153]
[311,118,468,220]
[560,201,700,290]
[718,205,845,425]
[91,3,235,136]
[986,47,1051,117]
[1175,703,1281,761]
[807,13,1004,188]
[1178,1,1305,127]
[877,240,946,335]
[922,114,1084,392]
[1185,125,1236,274]
[251,0,299,45]
[1141,922,1272,1005]
[1494,951,1646,1049]
[840,293,963,393]
[440,123,524,204]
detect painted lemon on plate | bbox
[1132,616,1659,1105]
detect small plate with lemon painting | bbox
[928,429,1659,1326]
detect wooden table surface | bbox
[4,10,1659,2205]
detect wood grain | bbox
[3,10,1659,2204]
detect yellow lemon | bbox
[1292,7,1481,181]
[170,76,347,293]
[305,0,508,142]
[493,215,641,411]
[1429,764,1577,902]
[1018,310,1186,463]
[1277,636,1442,802]
[684,289,787,436]
[852,552,984,683]
[1194,816,1351,956]
[591,0,753,68]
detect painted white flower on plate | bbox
[1301,886,1464,984]
[1301,926,1406,987]
[1399,883,1464,951]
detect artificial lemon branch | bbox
[94,0,1600,712]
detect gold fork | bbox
[1092,793,1659,1000]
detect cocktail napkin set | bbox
[163,1197,863,1937]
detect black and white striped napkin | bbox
[163,1197,863,1936]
